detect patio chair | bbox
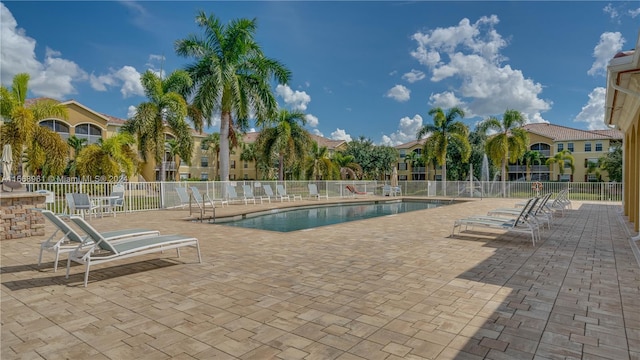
[175,187,191,208]
[105,184,125,217]
[227,184,254,204]
[66,216,202,287]
[488,192,553,229]
[242,184,268,204]
[71,193,99,220]
[451,197,541,246]
[37,210,158,272]
[382,185,400,196]
[277,184,302,201]
[308,183,329,200]
[263,184,284,202]
[191,186,228,208]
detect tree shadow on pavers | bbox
[446,203,627,359]
[2,259,179,290]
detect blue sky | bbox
[1,1,639,146]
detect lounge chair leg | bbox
[65,258,71,279]
[196,242,202,263]
[84,263,91,287]
[54,251,60,272]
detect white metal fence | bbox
[23,180,622,216]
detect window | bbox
[230,160,236,169]
[200,173,208,180]
[244,162,248,169]
[230,174,236,180]
[243,174,248,180]
[557,143,564,152]
[560,174,571,181]
[564,161,572,168]
[585,158,598,168]
[595,143,602,152]
[39,119,70,140]
[200,142,208,150]
[399,150,406,158]
[200,157,208,167]
[399,175,408,181]
[74,123,102,144]
[398,163,407,170]
[413,148,422,155]
[584,143,592,152]
[567,143,574,152]
[180,173,189,180]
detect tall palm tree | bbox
[23,126,68,177]
[478,109,528,196]
[75,132,138,178]
[546,149,575,181]
[0,73,69,176]
[202,132,221,180]
[165,139,182,181]
[404,150,425,180]
[175,11,291,182]
[522,150,543,181]
[122,70,193,181]
[416,107,470,195]
[304,142,337,180]
[333,152,362,180]
[255,109,312,181]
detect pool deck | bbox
[2,197,639,359]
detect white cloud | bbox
[305,114,319,127]
[380,114,423,146]
[330,128,352,142]
[311,128,324,137]
[410,15,551,123]
[127,105,137,118]
[0,3,86,99]
[630,7,640,18]
[588,32,625,77]
[385,84,411,102]
[276,84,311,111]
[603,3,620,22]
[574,87,607,130]
[428,91,463,110]
[402,69,426,83]
[90,66,144,98]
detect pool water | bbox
[218,200,447,232]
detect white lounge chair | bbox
[277,184,301,201]
[451,197,540,246]
[66,216,202,287]
[227,184,254,204]
[38,210,158,272]
[242,184,267,204]
[308,184,329,200]
[262,184,285,202]
[191,186,228,208]
[489,193,553,230]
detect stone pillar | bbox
[1,192,46,240]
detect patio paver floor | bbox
[1,198,638,359]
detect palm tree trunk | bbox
[501,158,507,197]
[219,112,231,182]
[278,154,284,181]
[442,162,447,196]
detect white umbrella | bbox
[2,144,13,181]
[391,167,398,188]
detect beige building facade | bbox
[605,32,640,233]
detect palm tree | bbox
[122,70,193,181]
[522,150,543,181]
[478,109,528,196]
[333,152,362,180]
[240,142,259,179]
[404,150,425,180]
[255,109,312,181]
[165,139,182,181]
[202,132,220,180]
[304,142,337,180]
[23,127,68,177]
[546,149,575,181]
[0,73,69,176]
[175,11,291,182]
[416,107,470,195]
[75,132,138,178]
[65,135,88,177]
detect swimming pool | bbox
[217,200,448,232]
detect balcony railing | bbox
[508,165,550,172]
[155,161,177,171]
